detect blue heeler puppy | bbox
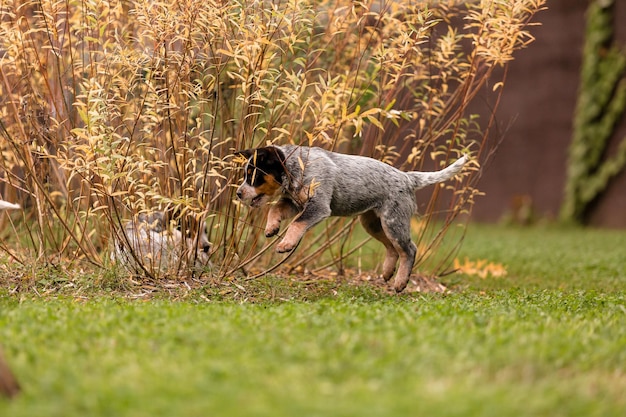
[235,145,467,292]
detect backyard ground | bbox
[1,224,625,416]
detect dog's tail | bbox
[0,201,20,210]
[409,156,467,190]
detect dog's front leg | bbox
[265,198,299,237]
[275,201,330,253]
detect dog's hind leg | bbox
[360,211,399,281]
[380,208,417,293]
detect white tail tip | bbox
[0,201,20,210]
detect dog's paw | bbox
[381,267,395,282]
[393,279,409,293]
[265,226,280,238]
[275,240,295,253]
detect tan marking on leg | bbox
[377,214,416,293]
[382,249,399,281]
[360,211,399,281]
[392,242,417,292]
[265,205,283,237]
[393,254,413,293]
[276,221,308,253]
[265,200,299,237]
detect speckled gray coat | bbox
[237,145,467,292]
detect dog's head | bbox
[163,208,212,255]
[115,208,212,273]
[135,209,212,255]
[235,146,285,208]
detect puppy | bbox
[235,145,467,292]
[112,209,211,275]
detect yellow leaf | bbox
[454,257,507,279]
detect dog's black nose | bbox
[236,190,243,199]
[202,243,211,253]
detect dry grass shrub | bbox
[0,0,545,284]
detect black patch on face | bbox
[237,146,286,187]
[246,165,266,187]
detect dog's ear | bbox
[260,146,285,165]
[234,149,255,159]
[234,146,285,165]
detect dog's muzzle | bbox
[236,184,266,207]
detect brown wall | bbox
[471,0,626,227]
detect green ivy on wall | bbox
[560,0,626,224]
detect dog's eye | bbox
[247,167,259,185]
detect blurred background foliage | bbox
[0,0,545,283]
[561,0,626,225]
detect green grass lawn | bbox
[1,224,625,416]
